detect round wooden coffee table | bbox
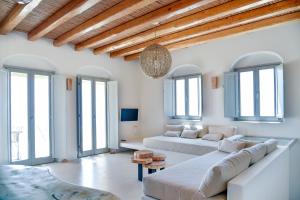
[144,161,166,174]
[132,150,154,181]
[131,150,166,181]
[152,153,166,161]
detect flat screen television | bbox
[121,108,138,122]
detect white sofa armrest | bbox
[227,146,289,200]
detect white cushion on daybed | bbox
[143,151,229,200]
[208,125,237,138]
[218,139,247,153]
[199,151,251,198]
[181,129,199,139]
[242,143,267,164]
[163,130,182,137]
[143,136,219,155]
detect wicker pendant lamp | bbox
[14,0,32,4]
[140,43,172,79]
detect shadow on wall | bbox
[0,54,58,71]
[230,51,283,70]
[76,65,113,79]
[166,64,203,78]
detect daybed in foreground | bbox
[142,141,289,200]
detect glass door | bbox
[9,70,53,165]
[95,81,107,152]
[10,72,29,163]
[77,77,108,157]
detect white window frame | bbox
[235,64,283,122]
[173,74,202,120]
[76,75,109,158]
[5,65,55,165]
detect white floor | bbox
[44,150,196,200]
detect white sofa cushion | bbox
[208,125,237,138]
[196,126,209,138]
[218,139,247,153]
[181,129,198,139]
[264,139,278,154]
[199,151,251,198]
[226,134,244,141]
[163,130,181,137]
[242,143,267,164]
[202,133,224,141]
[166,124,184,132]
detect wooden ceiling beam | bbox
[28,0,103,41]
[75,0,215,51]
[53,0,156,47]
[94,0,276,55]
[0,0,43,35]
[124,11,300,61]
[114,0,300,57]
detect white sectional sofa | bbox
[142,146,289,200]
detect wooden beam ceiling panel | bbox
[53,0,157,47]
[94,0,277,55]
[124,11,300,61]
[28,0,103,41]
[74,0,215,51]
[114,0,300,58]
[0,0,43,35]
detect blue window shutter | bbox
[76,77,82,156]
[164,79,175,118]
[224,72,239,118]
[275,64,284,119]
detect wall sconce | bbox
[66,78,72,91]
[211,76,218,89]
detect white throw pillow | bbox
[218,139,246,153]
[264,139,278,154]
[165,124,184,132]
[244,141,259,148]
[163,130,181,137]
[202,133,224,141]
[226,134,244,141]
[199,151,251,198]
[197,126,209,138]
[180,129,198,139]
[208,126,237,138]
[242,143,267,164]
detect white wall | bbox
[0,32,141,162]
[137,21,300,200]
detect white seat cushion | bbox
[208,126,237,138]
[143,151,229,200]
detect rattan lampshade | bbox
[140,44,172,79]
[14,0,32,4]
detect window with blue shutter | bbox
[224,63,284,122]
